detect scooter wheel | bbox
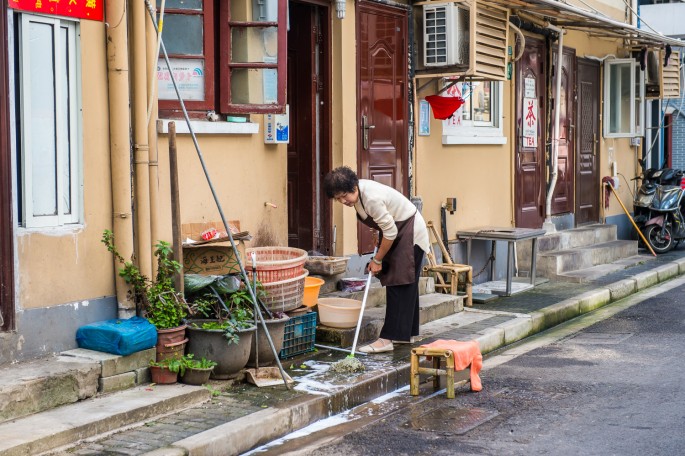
[643,224,675,254]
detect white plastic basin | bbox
[317,297,362,329]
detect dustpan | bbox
[245,367,294,387]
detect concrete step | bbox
[315,292,462,348]
[0,356,100,424]
[316,276,435,310]
[551,254,656,283]
[516,224,618,263]
[0,384,210,456]
[532,240,639,278]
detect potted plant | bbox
[186,290,256,379]
[149,356,185,384]
[102,230,189,361]
[180,354,217,385]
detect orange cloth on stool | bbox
[419,339,483,392]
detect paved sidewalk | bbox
[46,249,685,456]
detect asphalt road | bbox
[252,278,685,456]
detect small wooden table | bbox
[456,227,546,297]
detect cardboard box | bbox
[181,221,248,276]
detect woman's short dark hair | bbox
[323,166,359,198]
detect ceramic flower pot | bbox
[149,366,178,384]
[180,367,213,385]
[186,320,256,380]
[247,314,289,367]
[155,324,188,361]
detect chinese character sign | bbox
[442,82,464,128]
[522,97,538,148]
[10,0,104,21]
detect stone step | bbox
[530,240,638,277]
[516,224,618,263]
[315,292,462,348]
[316,276,435,310]
[0,384,210,456]
[548,254,656,283]
[0,347,158,425]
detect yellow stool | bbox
[410,347,464,399]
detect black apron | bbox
[357,192,416,287]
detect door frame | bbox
[286,0,333,254]
[0,1,15,331]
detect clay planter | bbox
[180,367,213,385]
[149,366,178,384]
[186,320,256,380]
[247,314,290,367]
[156,324,188,361]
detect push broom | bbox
[330,247,377,373]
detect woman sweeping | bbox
[323,166,430,353]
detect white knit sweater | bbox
[354,179,430,253]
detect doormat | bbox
[403,407,499,434]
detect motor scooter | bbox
[632,160,683,228]
[641,184,685,253]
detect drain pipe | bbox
[105,0,136,317]
[543,23,564,233]
[146,10,161,251]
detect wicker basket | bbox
[304,256,349,276]
[261,271,309,313]
[246,246,308,283]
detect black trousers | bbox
[379,245,425,341]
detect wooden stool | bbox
[410,347,465,399]
[423,263,473,307]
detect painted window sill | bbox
[442,135,507,145]
[157,119,260,135]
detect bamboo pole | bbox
[605,182,656,257]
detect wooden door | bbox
[357,0,408,254]
[287,1,332,253]
[515,37,546,228]
[551,47,575,215]
[0,1,14,331]
[575,58,600,225]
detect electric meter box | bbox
[264,105,289,144]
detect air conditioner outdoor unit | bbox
[423,2,469,67]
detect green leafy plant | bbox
[149,357,186,376]
[190,305,254,345]
[182,354,217,370]
[102,230,188,329]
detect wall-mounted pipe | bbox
[543,23,564,233]
[105,0,135,317]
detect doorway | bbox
[515,36,547,229]
[551,47,575,215]
[575,58,600,225]
[356,0,409,254]
[287,1,332,254]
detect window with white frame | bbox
[441,80,506,145]
[604,59,645,138]
[17,14,82,228]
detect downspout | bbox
[131,0,153,278]
[146,9,160,251]
[543,23,564,233]
[105,0,136,317]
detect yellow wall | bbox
[155,128,288,246]
[17,20,114,309]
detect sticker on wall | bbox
[419,100,431,136]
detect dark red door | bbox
[357,0,408,253]
[575,58,600,225]
[515,37,546,228]
[551,47,575,215]
[0,1,14,331]
[287,1,332,253]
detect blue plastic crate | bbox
[279,311,317,359]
